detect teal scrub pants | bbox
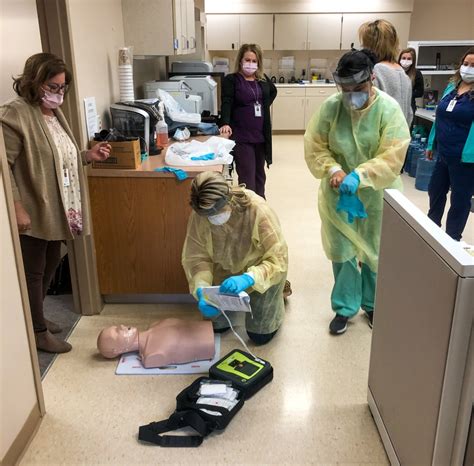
[331,258,376,318]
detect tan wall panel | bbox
[0,158,40,460]
[409,0,474,40]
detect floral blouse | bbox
[43,114,83,235]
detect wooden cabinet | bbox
[122,0,195,56]
[307,14,342,50]
[274,14,307,51]
[239,14,273,50]
[304,87,337,126]
[341,12,411,50]
[275,14,342,50]
[272,86,337,131]
[206,14,240,50]
[272,87,306,130]
[206,14,273,50]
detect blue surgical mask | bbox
[343,91,369,110]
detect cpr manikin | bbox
[97,318,215,368]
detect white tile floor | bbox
[20,135,473,465]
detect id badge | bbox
[446,99,457,112]
[254,103,262,117]
[63,168,70,187]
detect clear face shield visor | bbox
[333,68,372,92]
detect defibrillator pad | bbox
[209,349,273,399]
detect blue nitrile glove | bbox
[190,152,215,161]
[336,193,368,224]
[219,274,255,295]
[154,167,188,180]
[339,171,360,195]
[196,287,220,318]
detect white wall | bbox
[67,0,125,146]
[0,166,39,461]
[0,0,42,104]
[0,0,42,461]
[205,0,414,13]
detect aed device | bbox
[209,349,273,399]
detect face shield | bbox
[333,67,372,91]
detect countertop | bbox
[415,108,436,122]
[88,136,224,178]
[275,82,336,88]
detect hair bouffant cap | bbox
[334,49,377,84]
[190,172,231,216]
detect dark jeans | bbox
[20,235,62,332]
[428,154,474,241]
[233,142,266,198]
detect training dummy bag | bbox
[138,350,272,447]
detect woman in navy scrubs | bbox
[426,48,474,241]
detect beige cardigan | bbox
[1,97,90,240]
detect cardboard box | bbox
[91,139,141,169]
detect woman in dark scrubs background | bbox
[219,43,277,200]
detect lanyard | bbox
[246,79,261,104]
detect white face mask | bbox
[400,59,413,70]
[42,89,64,109]
[242,62,258,76]
[342,91,369,110]
[208,210,231,225]
[460,65,474,83]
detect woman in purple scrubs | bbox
[219,43,277,199]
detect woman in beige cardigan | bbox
[1,53,111,353]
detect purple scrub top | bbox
[231,73,265,144]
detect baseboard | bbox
[1,405,42,466]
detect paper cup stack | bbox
[118,47,134,102]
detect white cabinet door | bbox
[274,14,308,51]
[239,14,273,50]
[272,88,306,130]
[186,0,196,53]
[122,0,175,55]
[307,14,342,50]
[341,12,411,50]
[206,14,240,51]
[304,87,337,127]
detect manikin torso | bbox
[139,318,215,368]
[97,318,215,368]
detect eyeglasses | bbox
[44,82,69,94]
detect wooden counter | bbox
[88,147,223,295]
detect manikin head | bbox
[97,325,139,358]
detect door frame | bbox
[36,0,102,315]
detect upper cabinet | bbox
[274,14,342,50]
[307,14,342,50]
[207,14,273,50]
[122,0,195,56]
[341,12,411,50]
[274,14,307,51]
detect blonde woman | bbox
[359,19,413,125]
[182,172,288,345]
[398,47,424,117]
[219,44,277,199]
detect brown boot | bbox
[45,318,62,334]
[35,330,72,353]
